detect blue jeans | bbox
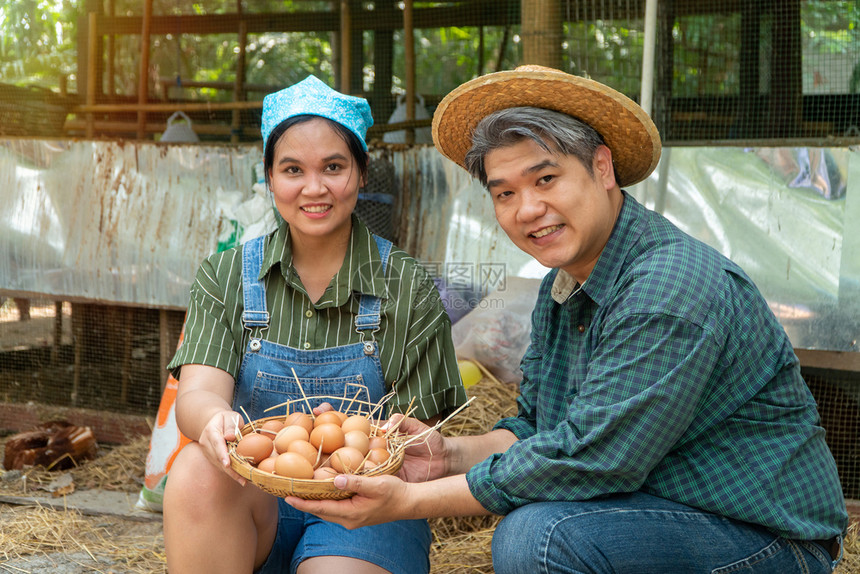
[257,498,431,574]
[492,492,836,574]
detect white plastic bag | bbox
[159,111,200,143]
[451,278,541,385]
[383,94,432,144]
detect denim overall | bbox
[234,234,391,419]
[238,233,431,574]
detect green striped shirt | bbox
[169,216,467,420]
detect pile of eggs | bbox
[234,411,392,480]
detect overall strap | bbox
[241,235,270,330]
[355,235,393,333]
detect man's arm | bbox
[446,429,519,475]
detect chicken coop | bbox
[1,0,859,510]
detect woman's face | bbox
[268,117,363,243]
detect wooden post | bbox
[107,0,116,96]
[349,0,363,96]
[372,1,396,123]
[159,309,171,393]
[521,0,562,68]
[232,1,247,144]
[71,304,82,407]
[770,0,802,138]
[403,0,415,144]
[137,0,153,139]
[120,308,133,404]
[478,25,485,76]
[340,0,351,94]
[654,0,675,141]
[86,12,98,139]
[51,301,63,365]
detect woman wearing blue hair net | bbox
[163,76,467,574]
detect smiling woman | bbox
[161,75,467,574]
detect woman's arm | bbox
[175,364,245,482]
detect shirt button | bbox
[305,309,313,318]
[303,342,311,349]
[577,324,586,333]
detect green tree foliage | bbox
[0,0,79,88]
[1,1,857,103]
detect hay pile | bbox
[839,523,860,574]
[428,378,519,573]
[1,377,859,574]
[0,504,165,573]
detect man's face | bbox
[484,138,622,284]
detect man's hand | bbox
[388,415,451,483]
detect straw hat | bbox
[431,65,662,187]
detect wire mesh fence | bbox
[0,298,184,417]
[1,1,858,144]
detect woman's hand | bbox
[287,473,410,529]
[197,409,247,485]
[287,473,487,529]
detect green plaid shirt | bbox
[169,216,467,420]
[466,193,848,539]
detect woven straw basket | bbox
[228,415,405,500]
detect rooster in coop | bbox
[3,420,98,470]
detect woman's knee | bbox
[164,443,236,510]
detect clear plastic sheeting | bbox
[397,145,858,353]
[631,147,858,352]
[0,139,262,308]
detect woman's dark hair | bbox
[263,115,368,188]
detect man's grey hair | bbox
[464,106,610,187]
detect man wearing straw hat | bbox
[288,66,848,573]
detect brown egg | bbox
[368,435,388,450]
[235,433,274,464]
[313,466,339,480]
[329,446,365,473]
[274,425,311,453]
[274,452,315,479]
[288,439,320,468]
[310,423,344,453]
[314,411,343,428]
[256,457,277,474]
[343,429,370,455]
[260,419,285,436]
[341,414,371,436]
[367,447,390,465]
[284,412,314,435]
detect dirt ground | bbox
[0,442,857,574]
[0,299,72,352]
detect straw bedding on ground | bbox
[0,377,857,573]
